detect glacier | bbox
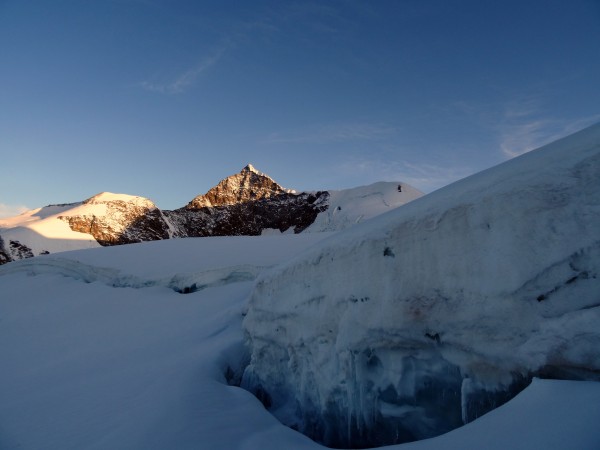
[241,124,600,447]
[0,194,599,448]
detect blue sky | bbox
[1,0,599,216]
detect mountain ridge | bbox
[187,164,296,209]
[0,165,422,264]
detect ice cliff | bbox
[241,124,600,447]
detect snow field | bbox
[0,231,599,449]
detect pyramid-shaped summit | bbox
[187,164,290,209]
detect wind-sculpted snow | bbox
[0,234,335,294]
[242,124,600,447]
[0,256,264,294]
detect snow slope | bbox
[305,182,422,232]
[0,192,163,258]
[0,234,333,293]
[1,233,599,449]
[242,123,600,447]
[0,203,100,255]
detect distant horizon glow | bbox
[1,0,599,216]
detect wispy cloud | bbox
[499,113,600,158]
[500,119,553,158]
[140,46,226,94]
[492,95,600,158]
[138,2,351,95]
[264,122,398,144]
[338,158,474,193]
[0,203,29,219]
[449,96,600,160]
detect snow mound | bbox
[306,181,422,232]
[0,234,334,293]
[0,256,263,293]
[242,123,600,447]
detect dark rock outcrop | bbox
[0,236,11,264]
[8,240,34,260]
[166,191,329,237]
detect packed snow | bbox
[242,123,600,447]
[0,203,101,255]
[305,182,422,232]
[0,234,333,293]
[1,233,600,449]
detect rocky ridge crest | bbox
[187,164,293,209]
[0,165,420,264]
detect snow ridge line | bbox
[0,257,267,293]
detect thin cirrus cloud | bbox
[494,96,600,158]
[338,158,474,194]
[263,122,398,144]
[140,47,226,94]
[500,114,600,159]
[0,203,29,219]
[453,98,600,159]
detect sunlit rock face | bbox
[168,165,422,237]
[186,164,292,208]
[59,193,171,246]
[241,125,600,447]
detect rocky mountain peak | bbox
[242,163,260,174]
[187,165,291,209]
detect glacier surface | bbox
[242,124,600,447]
[0,214,599,448]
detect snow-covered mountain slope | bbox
[0,192,169,262]
[0,202,101,259]
[305,181,422,232]
[0,166,422,264]
[241,123,600,447]
[58,192,171,245]
[1,229,599,449]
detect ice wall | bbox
[242,124,600,447]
